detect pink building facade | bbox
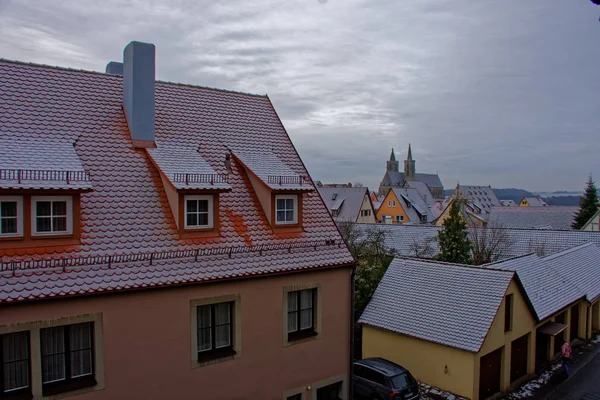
[0,41,354,400]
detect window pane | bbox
[197,328,212,352]
[215,325,231,348]
[186,213,198,227]
[287,292,298,312]
[300,309,313,330]
[197,306,211,329]
[53,216,67,232]
[70,323,92,351]
[1,218,17,234]
[286,199,294,210]
[276,211,286,222]
[52,201,67,216]
[276,198,286,210]
[36,201,52,217]
[70,349,92,378]
[214,303,231,325]
[2,332,29,391]
[300,290,313,309]
[186,200,197,213]
[197,200,209,213]
[285,210,294,222]
[0,202,17,217]
[42,354,66,383]
[197,213,208,226]
[36,217,52,232]
[41,326,66,384]
[288,311,298,333]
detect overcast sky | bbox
[1,0,598,192]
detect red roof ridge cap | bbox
[156,79,267,98]
[0,58,121,78]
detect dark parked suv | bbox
[353,358,420,400]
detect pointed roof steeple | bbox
[407,143,413,161]
[390,148,396,161]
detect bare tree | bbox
[469,222,514,265]
[409,236,438,259]
[527,238,550,257]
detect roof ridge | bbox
[481,252,538,267]
[395,256,515,274]
[0,58,267,99]
[541,242,596,261]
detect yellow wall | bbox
[376,190,410,223]
[477,280,537,393]
[362,326,476,399]
[519,198,529,207]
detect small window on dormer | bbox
[31,196,73,236]
[0,196,23,237]
[184,195,214,229]
[275,195,298,225]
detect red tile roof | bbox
[0,60,354,303]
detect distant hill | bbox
[543,196,581,206]
[444,188,535,203]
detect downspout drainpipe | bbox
[349,265,356,400]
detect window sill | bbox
[42,375,97,397]
[193,347,237,368]
[31,233,74,240]
[1,390,32,400]
[288,329,318,343]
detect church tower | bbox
[386,148,399,172]
[404,144,416,180]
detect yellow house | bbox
[361,244,600,399]
[519,197,547,207]
[360,258,537,400]
[376,188,434,224]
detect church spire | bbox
[390,148,396,162]
[386,148,399,172]
[404,143,416,180]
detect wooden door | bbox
[570,305,580,340]
[479,348,502,400]
[511,334,529,383]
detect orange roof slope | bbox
[0,59,353,303]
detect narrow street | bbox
[547,352,600,400]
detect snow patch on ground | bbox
[419,382,467,400]
[507,363,562,399]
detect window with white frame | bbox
[40,322,95,395]
[184,195,214,229]
[0,196,23,237]
[275,195,298,225]
[32,196,73,235]
[196,302,235,362]
[287,289,316,341]
[392,200,396,207]
[1,331,30,396]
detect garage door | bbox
[479,348,502,400]
[511,334,528,383]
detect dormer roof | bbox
[0,135,92,191]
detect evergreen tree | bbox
[572,176,600,229]
[438,198,472,264]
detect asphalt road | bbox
[547,352,600,400]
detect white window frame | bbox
[0,196,23,237]
[31,196,73,236]
[184,195,214,230]
[392,200,397,207]
[275,195,298,225]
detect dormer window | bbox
[275,195,298,225]
[32,196,73,235]
[184,195,214,229]
[0,196,22,237]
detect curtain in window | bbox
[287,292,298,333]
[300,290,313,330]
[2,332,29,391]
[70,323,92,378]
[197,306,212,352]
[41,326,66,383]
[214,303,231,348]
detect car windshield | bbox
[390,372,416,389]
